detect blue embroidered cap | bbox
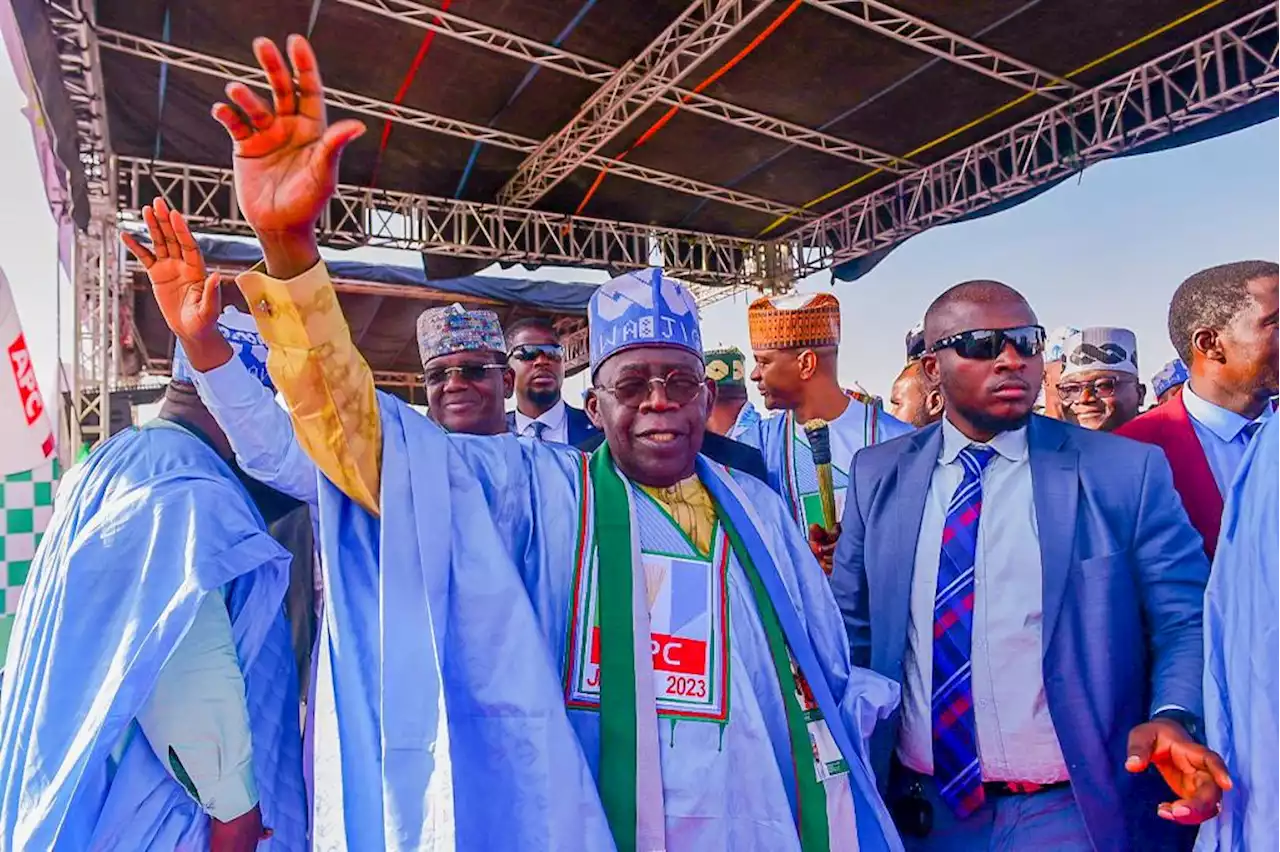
[588,268,701,375]
[1045,325,1081,363]
[1152,357,1189,398]
[172,306,273,390]
[416,303,506,366]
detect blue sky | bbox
[0,40,1276,412]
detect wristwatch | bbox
[1153,708,1202,743]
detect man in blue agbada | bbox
[154,33,905,852]
[0,201,307,851]
[1196,415,1277,852]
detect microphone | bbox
[802,418,838,534]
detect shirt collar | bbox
[939,415,1029,465]
[1182,382,1270,443]
[515,398,567,432]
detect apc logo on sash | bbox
[566,547,730,722]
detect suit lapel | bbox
[1165,395,1224,556]
[1030,416,1079,650]
[882,426,940,670]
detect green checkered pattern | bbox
[0,458,60,659]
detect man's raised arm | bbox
[164,34,381,513]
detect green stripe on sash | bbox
[591,447,832,852]
[590,446,639,852]
[718,500,831,852]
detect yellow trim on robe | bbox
[237,261,383,515]
[639,476,717,557]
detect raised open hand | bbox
[211,36,365,239]
[120,198,221,343]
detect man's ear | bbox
[926,387,945,418]
[1192,327,1226,364]
[797,349,818,380]
[584,388,604,428]
[503,367,515,399]
[920,353,941,385]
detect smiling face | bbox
[423,349,512,435]
[1058,368,1145,432]
[586,346,712,486]
[922,284,1043,440]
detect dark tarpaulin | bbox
[195,237,598,313]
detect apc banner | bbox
[0,266,55,478]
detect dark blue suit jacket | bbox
[505,402,598,445]
[830,415,1209,852]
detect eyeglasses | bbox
[596,369,705,408]
[929,325,1046,360]
[508,343,563,362]
[423,363,506,387]
[1057,377,1137,402]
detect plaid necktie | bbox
[1241,420,1263,442]
[529,421,549,441]
[932,444,997,818]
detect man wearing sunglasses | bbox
[1056,327,1146,433]
[160,37,904,850]
[503,317,598,445]
[417,304,513,437]
[832,280,1225,851]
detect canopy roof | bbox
[13,0,1280,295]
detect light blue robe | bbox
[0,424,307,850]
[755,401,911,529]
[728,400,762,446]
[1195,416,1278,852]
[308,393,903,850]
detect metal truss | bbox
[336,0,912,172]
[787,6,1280,277]
[116,157,791,297]
[46,2,111,198]
[804,1,1079,99]
[46,1,123,446]
[560,327,590,374]
[72,196,121,448]
[94,28,805,221]
[497,0,779,209]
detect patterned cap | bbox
[1152,357,1189,398]
[588,268,701,374]
[417,303,506,366]
[1061,326,1139,377]
[1045,325,1081,363]
[705,346,747,388]
[172,306,272,390]
[747,292,841,351]
[905,319,926,362]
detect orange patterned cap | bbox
[747,292,841,351]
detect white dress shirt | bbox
[514,399,569,444]
[898,417,1070,783]
[1181,382,1272,494]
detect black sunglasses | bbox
[929,325,1046,360]
[423,363,506,387]
[508,343,563,362]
